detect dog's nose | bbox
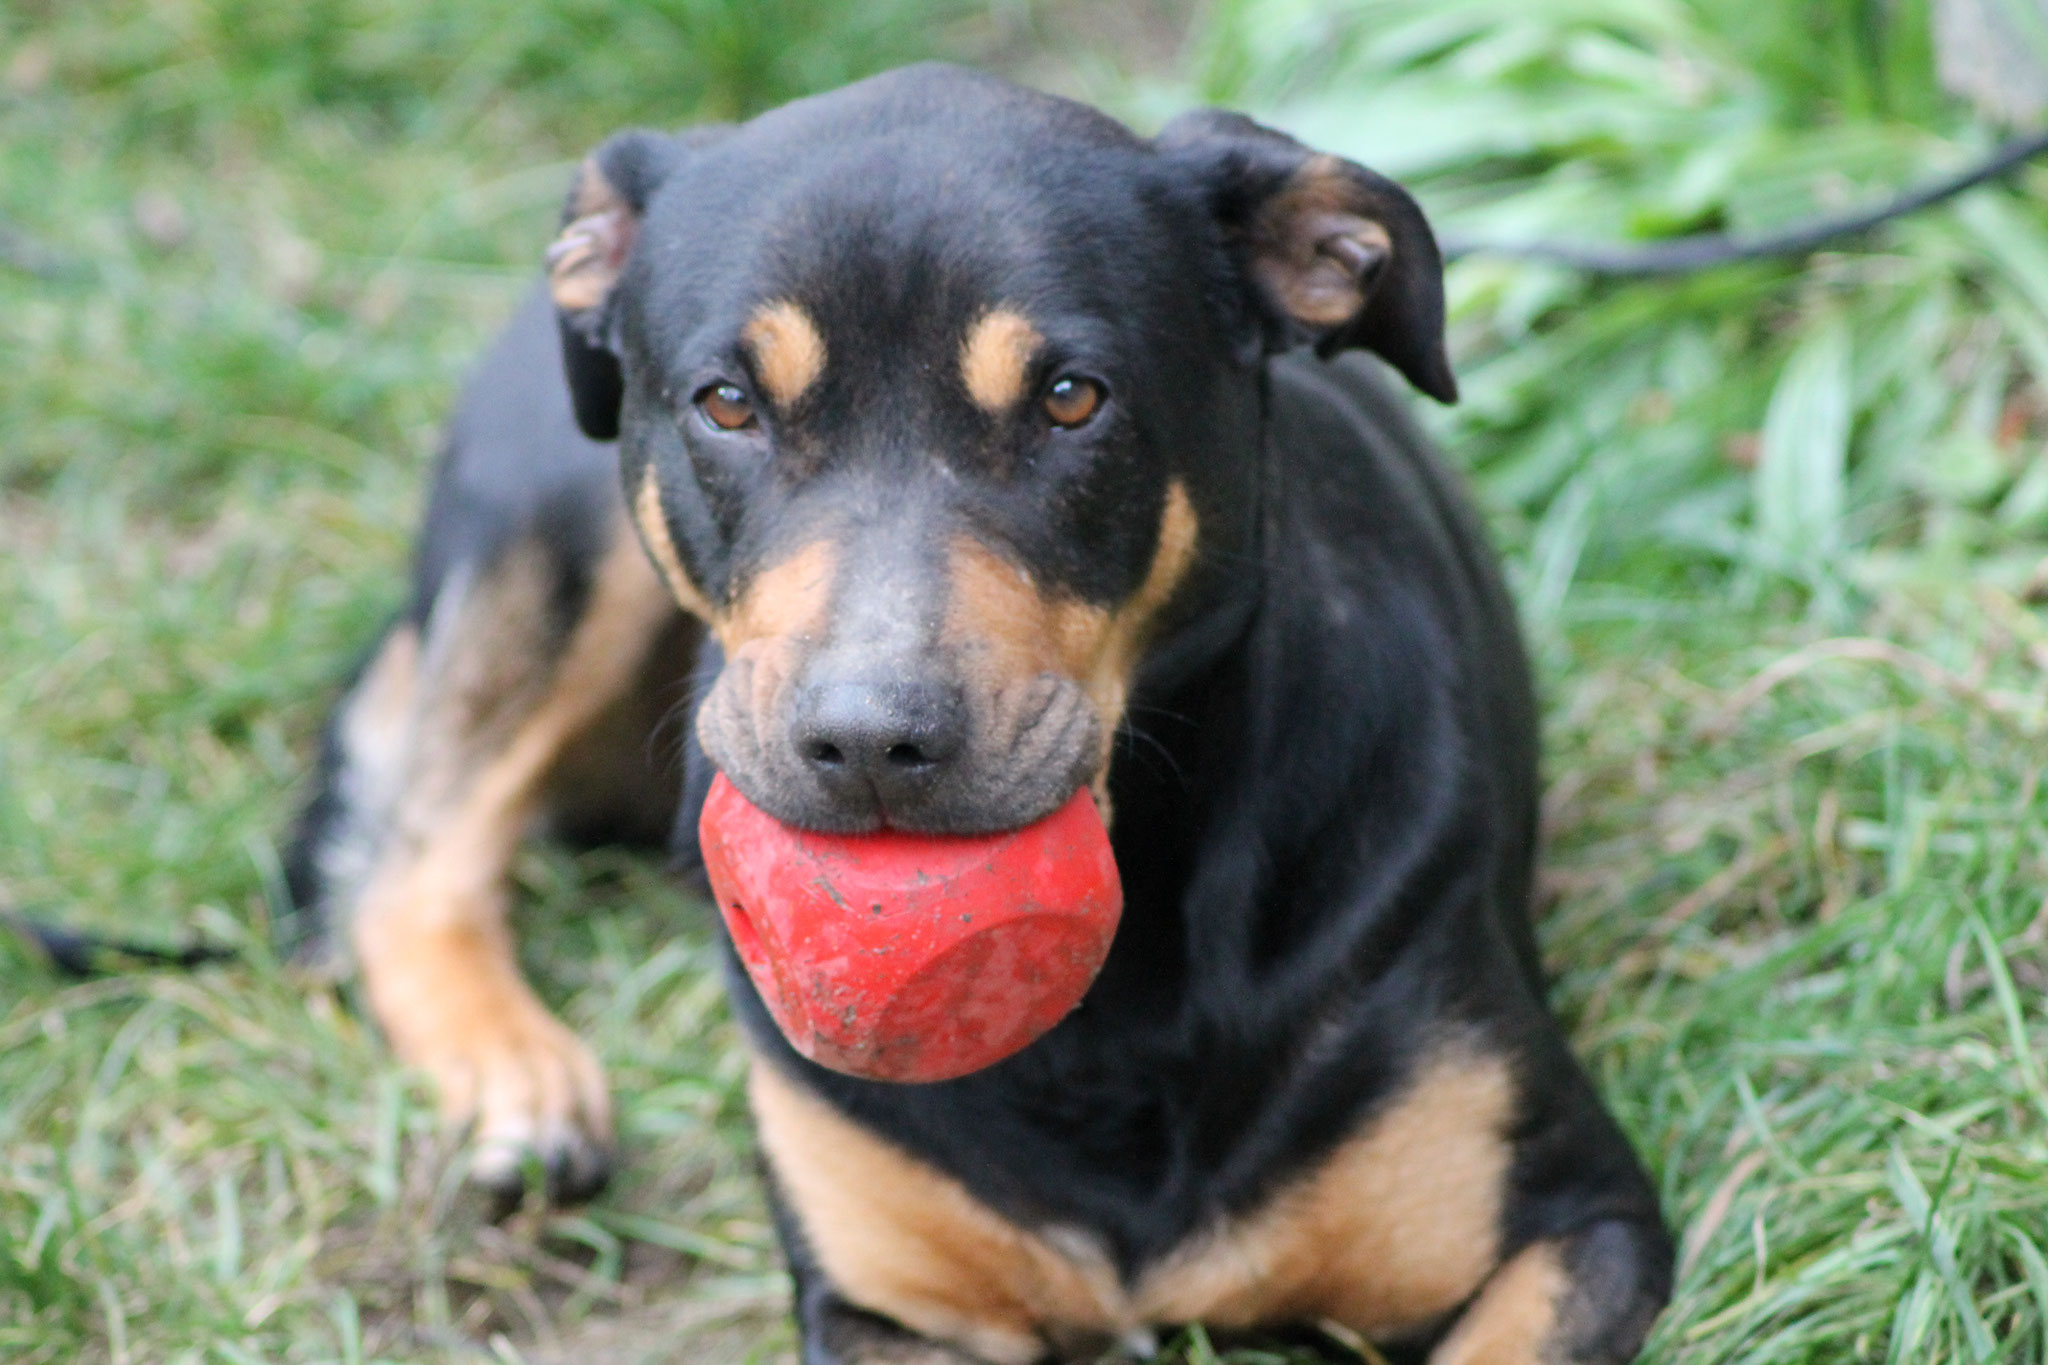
[791,680,967,793]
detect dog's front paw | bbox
[401,996,615,1208]
[357,910,617,1210]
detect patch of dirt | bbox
[0,493,60,558]
[525,1290,794,1365]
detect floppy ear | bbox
[1157,110,1456,403]
[547,129,693,440]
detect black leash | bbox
[1,890,236,979]
[1440,126,2048,275]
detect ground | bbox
[5,2,2048,1362]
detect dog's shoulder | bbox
[1265,353,1500,606]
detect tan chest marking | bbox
[751,1043,1515,1361]
[1141,1048,1513,1335]
[1426,1242,1566,1365]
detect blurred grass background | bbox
[4,1,2048,1361]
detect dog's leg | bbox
[1428,1221,1670,1365]
[800,1295,998,1365]
[769,1174,1001,1365]
[281,614,424,973]
[294,523,686,1203]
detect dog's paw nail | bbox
[469,1125,537,1193]
[466,1109,611,1210]
[544,1133,613,1205]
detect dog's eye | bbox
[696,383,758,432]
[1043,376,1104,429]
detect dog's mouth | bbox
[674,487,1200,839]
[694,653,1104,836]
[697,766,1124,1084]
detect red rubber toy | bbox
[698,774,1122,1083]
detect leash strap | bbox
[1441,126,2048,275]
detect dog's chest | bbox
[750,1043,1518,1363]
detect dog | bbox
[285,64,1673,1364]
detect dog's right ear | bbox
[1157,110,1455,403]
[547,129,695,440]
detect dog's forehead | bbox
[738,64,1144,169]
[634,69,1183,374]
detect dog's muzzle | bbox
[695,654,1101,834]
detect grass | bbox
[5,0,2048,1361]
[1161,3,2048,1358]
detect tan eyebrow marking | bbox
[959,309,1042,413]
[743,300,827,407]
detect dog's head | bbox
[549,65,1453,834]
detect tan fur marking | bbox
[751,1062,1094,1364]
[717,539,836,655]
[744,300,827,407]
[548,158,636,315]
[945,480,1198,780]
[1144,1047,1514,1336]
[1428,1243,1568,1365]
[353,527,676,1146]
[336,624,419,794]
[633,467,714,620]
[752,1042,1515,1358]
[691,541,838,774]
[348,624,419,739]
[300,624,424,973]
[959,309,1042,413]
[1251,155,1394,328]
[547,230,618,313]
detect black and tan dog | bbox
[286,65,1672,1364]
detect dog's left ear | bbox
[1158,110,1456,403]
[547,128,707,439]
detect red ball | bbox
[698,775,1122,1083]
